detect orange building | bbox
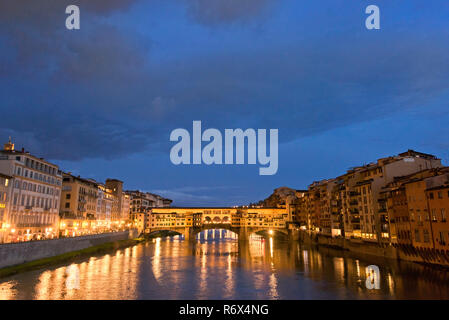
[384,184,412,246]
[426,185,449,250]
[405,179,435,249]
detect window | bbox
[414,229,420,242]
[429,192,434,200]
[423,229,430,243]
[431,209,437,222]
[441,209,446,222]
[438,191,443,199]
[65,202,70,209]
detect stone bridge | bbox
[145,207,299,241]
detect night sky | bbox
[1,1,448,206]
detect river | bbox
[1,230,448,300]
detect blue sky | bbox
[1,0,449,205]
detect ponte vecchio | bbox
[145,207,298,241]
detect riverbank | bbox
[0,237,146,279]
[299,231,449,267]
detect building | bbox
[289,150,443,246]
[60,173,99,220]
[380,168,447,246]
[426,183,449,250]
[0,173,13,243]
[128,190,172,231]
[59,173,99,236]
[122,192,131,221]
[105,179,126,222]
[96,183,114,231]
[337,150,442,244]
[129,190,154,215]
[59,175,134,236]
[0,139,62,242]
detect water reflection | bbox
[1,235,449,300]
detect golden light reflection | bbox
[0,281,17,300]
[152,238,162,282]
[2,238,449,299]
[23,245,141,300]
[387,273,395,294]
[333,257,344,282]
[268,273,279,299]
[34,271,52,300]
[302,250,309,274]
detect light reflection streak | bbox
[152,238,162,282]
[333,257,344,282]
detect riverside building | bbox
[59,173,99,237]
[291,150,442,245]
[59,174,132,236]
[0,139,62,242]
[0,173,13,243]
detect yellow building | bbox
[59,173,99,237]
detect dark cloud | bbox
[183,0,277,25]
[1,1,449,164]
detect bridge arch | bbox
[250,228,289,239]
[192,224,239,236]
[195,228,239,240]
[147,228,185,237]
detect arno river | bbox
[1,230,449,300]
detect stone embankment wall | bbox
[298,231,449,267]
[0,229,138,269]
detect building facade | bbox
[0,173,13,243]
[0,139,62,242]
[291,150,443,246]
